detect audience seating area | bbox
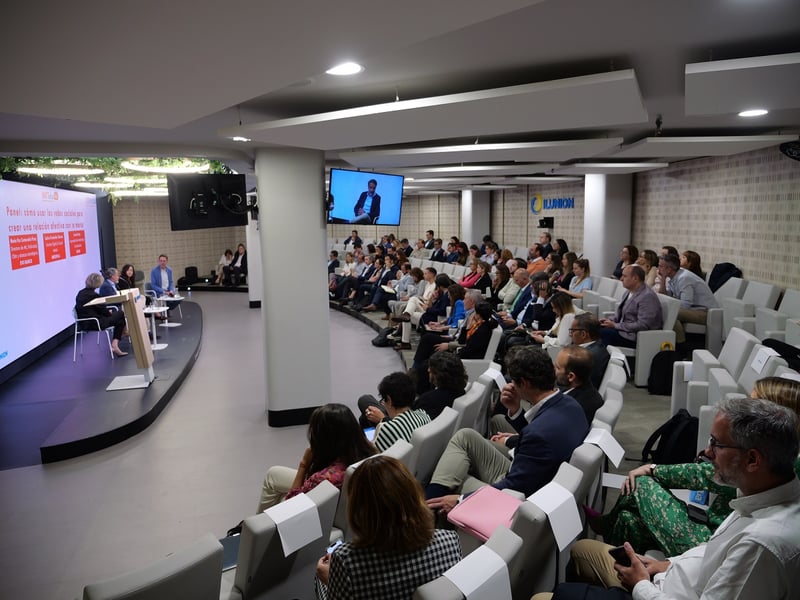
[82,235,800,599]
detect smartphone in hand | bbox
[608,545,631,567]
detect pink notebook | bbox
[447,485,523,542]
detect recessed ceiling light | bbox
[738,109,768,117]
[326,62,364,76]
[231,136,251,142]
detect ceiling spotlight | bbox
[325,62,364,76]
[231,136,251,142]
[738,109,768,117]
[17,165,104,176]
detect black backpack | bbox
[641,409,699,464]
[647,350,679,395]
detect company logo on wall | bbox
[530,194,574,215]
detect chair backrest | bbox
[658,294,681,331]
[600,358,627,394]
[474,367,501,436]
[452,381,487,431]
[736,344,788,394]
[332,440,414,540]
[232,480,339,600]
[595,277,619,298]
[741,280,781,309]
[412,526,522,600]
[594,387,623,430]
[408,407,460,484]
[717,327,760,379]
[714,276,745,302]
[483,326,503,360]
[83,533,223,600]
[776,288,800,317]
[507,499,557,599]
[567,444,604,512]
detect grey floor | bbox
[0,293,670,600]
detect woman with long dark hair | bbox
[255,403,375,513]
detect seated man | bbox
[599,265,663,348]
[363,372,431,452]
[656,252,717,348]
[224,243,248,286]
[569,313,610,389]
[541,397,800,600]
[490,346,602,442]
[150,254,175,297]
[425,346,588,512]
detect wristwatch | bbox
[649,464,657,475]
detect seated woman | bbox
[637,249,660,287]
[529,292,580,350]
[315,455,462,600]
[681,249,705,279]
[612,244,638,279]
[587,376,800,557]
[490,263,511,306]
[554,252,577,290]
[255,403,375,514]
[458,258,482,289]
[216,249,233,285]
[75,272,128,357]
[118,264,137,290]
[559,258,592,300]
[545,252,561,285]
[414,351,468,419]
[553,238,570,255]
[455,242,469,266]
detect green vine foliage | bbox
[0,156,232,204]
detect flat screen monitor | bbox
[0,180,102,369]
[167,174,248,231]
[327,169,404,226]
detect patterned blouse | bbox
[318,529,462,600]
[284,461,348,501]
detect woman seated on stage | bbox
[254,403,375,514]
[315,456,461,600]
[586,376,800,557]
[118,264,137,290]
[216,249,233,285]
[75,272,128,357]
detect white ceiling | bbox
[1,0,798,191]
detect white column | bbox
[255,147,330,426]
[245,213,262,308]
[461,189,491,246]
[583,174,633,277]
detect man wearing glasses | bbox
[569,314,610,389]
[539,397,800,600]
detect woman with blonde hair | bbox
[636,249,659,287]
[315,456,461,599]
[75,272,128,356]
[530,292,580,349]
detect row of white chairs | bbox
[671,326,794,454]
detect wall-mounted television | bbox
[167,174,248,231]
[327,169,404,226]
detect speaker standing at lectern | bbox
[75,272,128,357]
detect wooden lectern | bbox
[85,289,156,390]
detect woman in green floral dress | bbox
[589,376,800,556]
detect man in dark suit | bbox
[351,179,381,224]
[327,250,340,274]
[538,231,553,259]
[599,264,663,348]
[555,346,604,425]
[344,230,362,248]
[425,346,588,509]
[569,314,610,390]
[430,238,446,261]
[423,229,435,249]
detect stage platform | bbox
[0,301,203,469]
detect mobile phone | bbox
[326,539,344,554]
[608,545,631,567]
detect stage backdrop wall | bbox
[112,198,245,282]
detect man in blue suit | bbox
[150,254,174,297]
[425,346,588,510]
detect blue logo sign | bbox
[530,196,575,214]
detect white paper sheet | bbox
[264,492,322,555]
[528,480,582,551]
[584,428,625,467]
[443,544,512,600]
[487,366,506,390]
[601,472,627,489]
[751,346,779,374]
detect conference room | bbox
[1,1,799,599]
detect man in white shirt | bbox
[537,396,800,600]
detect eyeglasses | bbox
[707,435,744,452]
[568,328,586,334]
